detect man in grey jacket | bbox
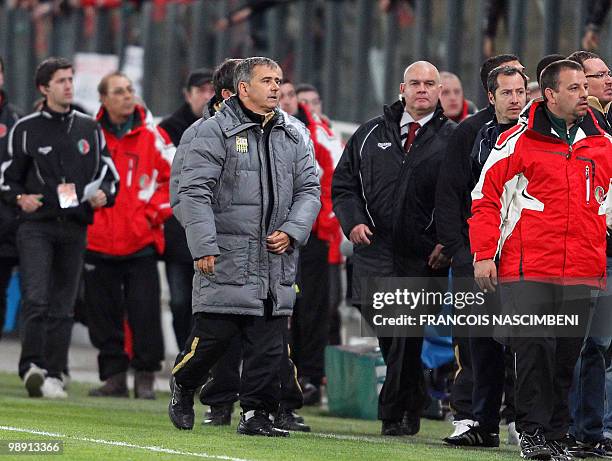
[168,57,320,437]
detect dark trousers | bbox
[173,302,286,413]
[0,257,17,340]
[375,254,445,422]
[449,258,476,421]
[165,261,194,350]
[198,317,304,410]
[16,220,86,378]
[83,254,164,381]
[293,235,330,382]
[503,281,590,440]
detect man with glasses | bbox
[563,51,612,458]
[84,72,174,400]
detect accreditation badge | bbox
[236,136,248,153]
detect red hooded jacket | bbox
[88,105,174,256]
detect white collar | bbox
[400,110,435,128]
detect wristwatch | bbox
[15,194,22,203]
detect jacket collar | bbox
[96,104,147,137]
[217,96,288,138]
[523,98,604,143]
[384,99,446,129]
[40,102,75,122]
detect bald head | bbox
[400,61,441,119]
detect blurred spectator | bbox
[527,81,541,100]
[84,71,174,400]
[582,0,611,51]
[482,0,507,58]
[439,71,477,123]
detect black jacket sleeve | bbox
[435,121,476,258]
[332,128,372,238]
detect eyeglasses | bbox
[585,71,612,79]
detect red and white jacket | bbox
[469,100,612,287]
[87,105,174,256]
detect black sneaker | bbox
[401,412,420,436]
[561,435,587,459]
[202,404,233,426]
[582,438,612,458]
[237,410,289,437]
[546,440,573,461]
[443,425,500,447]
[520,429,552,460]
[274,408,311,432]
[168,377,195,430]
[381,420,403,436]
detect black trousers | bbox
[293,235,330,382]
[376,255,446,422]
[165,261,194,350]
[173,302,286,413]
[0,257,17,341]
[450,257,476,421]
[198,316,304,410]
[502,281,590,440]
[83,253,164,381]
[16,220,86,378]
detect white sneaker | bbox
[41,377,68,399]
[23,364,46,397]
[507,421,519,445]
[448,419,477,438]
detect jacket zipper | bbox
[585,165,591,205]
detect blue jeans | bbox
[605,356,612,437]
[570,257,612,443]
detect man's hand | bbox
[267,231,291,254]
[88,190,107,209]
[196,256,216,275]
[17,194,43,213]
[474,259,498,293]
[582,29,600,51]
[349,224,373,245]
[428,243,450,270]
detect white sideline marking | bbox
[0,426,252,461]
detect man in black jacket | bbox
[159,69,214,351]
[0,57,119,398]
[442,65,528,448]
[333,60,455,436]
[434,53,524,443]
[0,56,23,340]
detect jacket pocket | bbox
[280,251,298,286]
[209,234,249,285]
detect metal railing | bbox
[0,0,607,123]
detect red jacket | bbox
[469,100,612,288]
[88,105,174,256]
[301,105,344,264]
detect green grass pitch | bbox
[0,372,522,460]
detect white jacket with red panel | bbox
[469,99,612,288]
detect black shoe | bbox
[274,408,311,432]
[202,404,233,426]
[581,438,612,458]
[443,425,500,447]
[237,410,290,437]
[561,435,587,459]
[168,377,195,430]
[381,420,403,436]
[401,413,420,436]
[520,428,552,460]
[302,383,321,406]
[546,440,573,461]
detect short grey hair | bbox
[233,57,280,92]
